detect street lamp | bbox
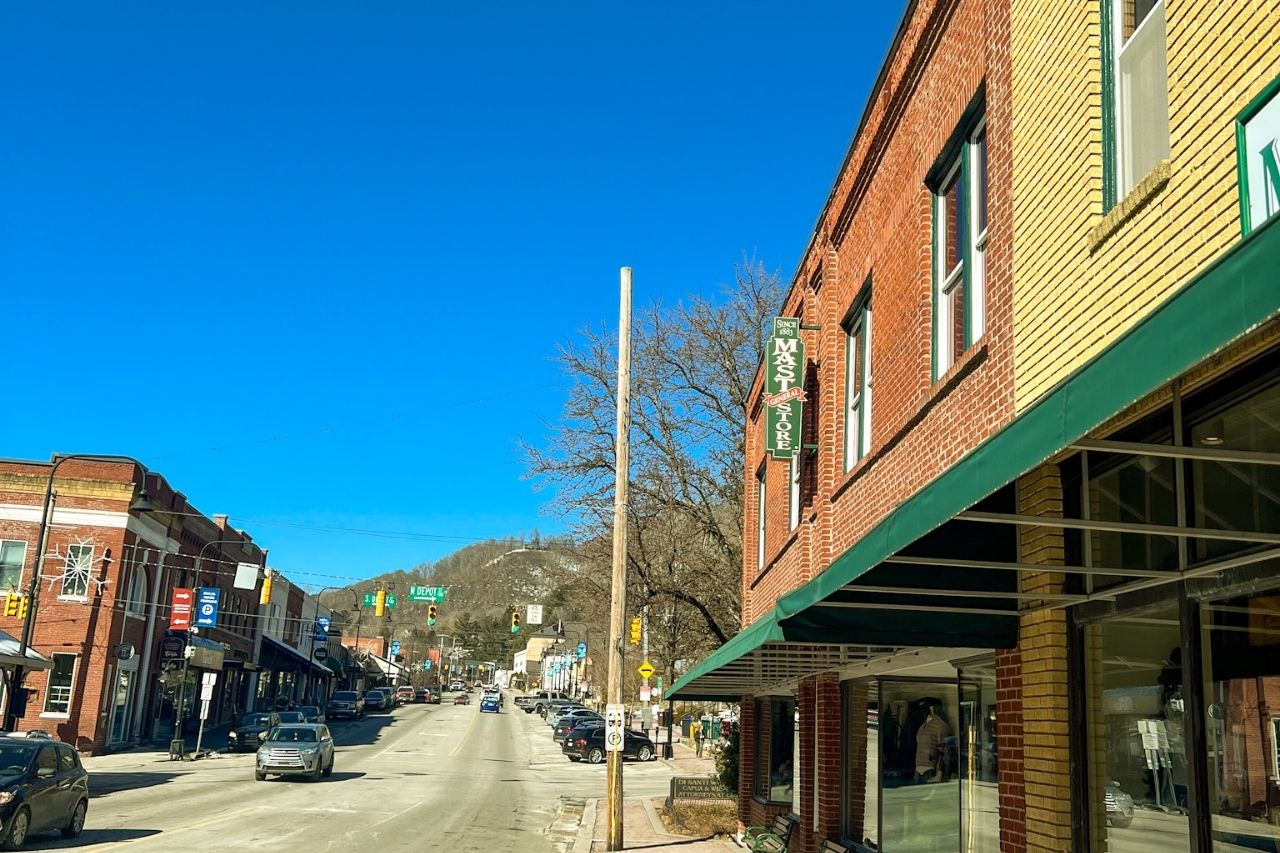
[4,454,154,732]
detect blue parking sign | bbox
[577,642,587,660]
[314,616,331,643]
[195,588,221,628]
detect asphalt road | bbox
[28,693,674,853]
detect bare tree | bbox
[524,259,784,652]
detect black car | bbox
[554,714,603,744]
[326,691,365,720]
[296,705,325,724]
[563,727,656,764]
[0,737,89,848]
[227,712,280,753]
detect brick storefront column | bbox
[739,695,757,833]
[815,674,842,843]
[798,679,817,851]
[1018,465,1073,853]
[997,648,1026,853]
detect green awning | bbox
[671,216,1280,702]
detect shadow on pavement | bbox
[316,771,366,783]
[89,771,183,798]
[330,714,398,747]
[26,827,162,847]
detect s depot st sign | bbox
[765,317,806,460]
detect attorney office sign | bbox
[764,317,806,460]
[1237,76,1280,235]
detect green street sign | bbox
[764,317,805,460]
[386,595,399,608]
[362,593,377,607]
[408,585,447,602]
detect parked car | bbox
[396,686,416,705]
[554,714,603,744]
[426,688,441,704]
[548,705,592,727]
[326,690,365,720]
[453,693,470,705]
[515,690,567,713]
[480,694,500,713]
[227,712,281,753]
[413,688,431,704]
[563,727,656,764]
[296,705,326,724]
[364,690,390,713]
[0,737,89,847]
[276,710,306,725]
[255,724,335,782]
[1105,782,1135,828]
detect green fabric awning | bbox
[670,216,1280,702]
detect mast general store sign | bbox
[765,317,805,459]
[1237,76,1280,235]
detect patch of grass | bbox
[659,801,737,837]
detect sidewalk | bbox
[659,734,718,777]
[574,796,738,853]
[81,723,234,773]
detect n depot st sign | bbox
[765,317,806,460]
[1238,76,1280,235]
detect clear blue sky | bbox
[1,2,901,588]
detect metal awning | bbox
[671,210,1280,701]
[0,629,51,671]
[259,636,315,673]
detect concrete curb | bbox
[572,797,597,853]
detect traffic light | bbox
[17,597,27,620]
[375,588,387,617]
[259,570,273,606]
[4,594,18,618]
[629,617,641,645]
[510,608,521,634]
[427,603,437,626]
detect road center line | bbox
[448,707,481,758]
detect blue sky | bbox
[1,2,900,588]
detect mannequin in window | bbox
[915,704,949,783]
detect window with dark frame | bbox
[933,113,988,377]
[43,653,76,715]
[844,293,873,469]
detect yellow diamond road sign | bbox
[637,661,655,680]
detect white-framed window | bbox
[1110,0,1170,199]
[125,566,147,618]
[844,295,873,469]
[43,653,77,715]
[756,465,767,572]
[789,454,802,531]
[933,119,987,376]
[59,544,93,599]
[0,541,27,590]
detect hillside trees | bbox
[524,259,784,669]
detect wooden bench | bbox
[743,814,796,852]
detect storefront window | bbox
[1191,380,1280,562]
[1202,586,1280,851]
[754,697,796,805]
[1084,604,1191,850]
[880,680,960,852]
[841,680,879,848]
[960,661,999,853]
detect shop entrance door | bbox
[109,668,135,745]
[879,679,961,852]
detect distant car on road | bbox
[326,691,365,720]
[277,710,306,725]
[296,705,325,724]
[449,680,465,692]
[413,688,430,704]
[0,737,88,847]
[228,712,281,753]
[480,694,500,713]
[255,724,335,782]
[564,727,656,764]
[364,690,390,714]
[396,686,416,705]
[453,693,470,705]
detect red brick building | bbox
[0,457,269,752]
[670,1,1280,852]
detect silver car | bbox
[255,723,335,781]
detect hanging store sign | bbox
[1237,76,1280,235]
[764,317,806,459]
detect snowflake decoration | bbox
[42,537,111,598]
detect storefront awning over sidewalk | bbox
[0,629,51,671]
[260,635,317,673]
[672,214,1280,701]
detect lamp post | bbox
[4,454,154,732]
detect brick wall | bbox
[742,0,1016,633]
[814,674,842,844]
[1010,0,1280,408]
[996,648,1026,853]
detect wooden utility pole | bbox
[605,266,632,850]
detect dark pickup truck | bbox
[514,690,568,713]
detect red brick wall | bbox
[814,674,843,845]
[798,679,816,850]
[996,648,1026,853]
[741,0,1016,632]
